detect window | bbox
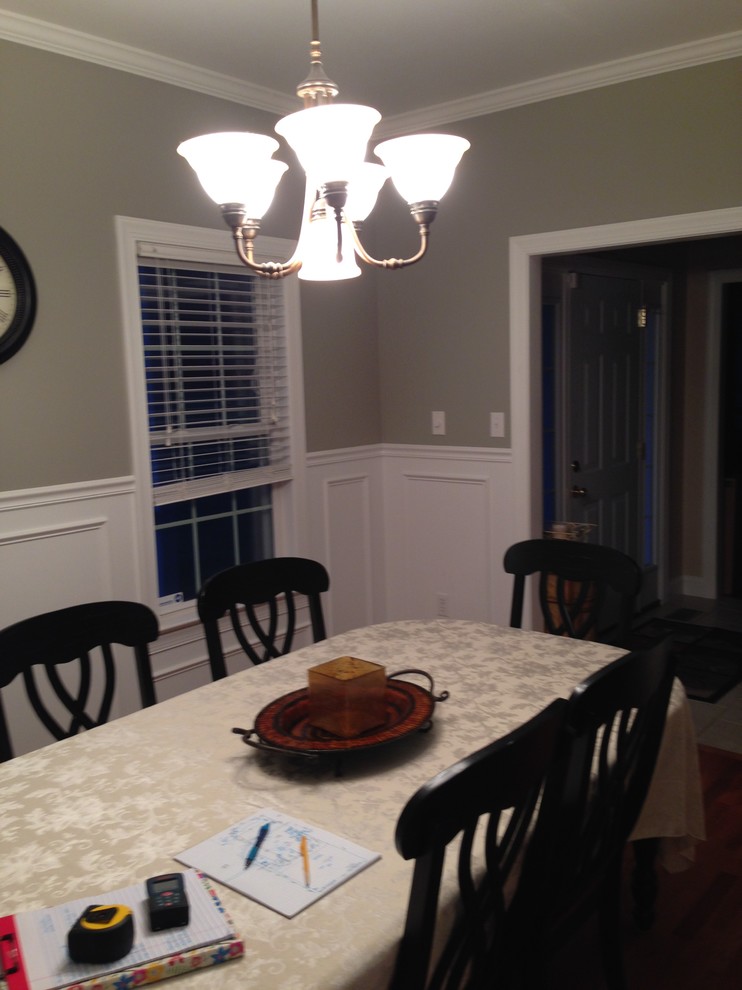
[117,219,303,613]
[139,258,288,604]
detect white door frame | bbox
[510,206,742,600]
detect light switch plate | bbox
[432,411,446,435]
[490,412,505,438]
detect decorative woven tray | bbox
[232,669,448,757]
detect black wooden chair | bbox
[197,556,329,679]
[0,600,159,762]
[503,538,642,646]
[515,638,675,990]
[389,699,568,990]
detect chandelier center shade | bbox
[177,0,470,281]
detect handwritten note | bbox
[176,808,380,918]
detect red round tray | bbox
[233,669,448,757]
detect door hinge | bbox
[637,305,648,328]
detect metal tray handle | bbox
[388,668,450,703]
[231,725,320,758]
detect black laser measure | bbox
[146,872,189,931]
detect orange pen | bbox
[300,834,310,888]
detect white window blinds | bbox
[137,250,291,506]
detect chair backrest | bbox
[513,638,675,986]
[0,600,159,762]
[389,699,568,990]
[549,637,675,892]
[197,556,329,679]
[503,538,642,646]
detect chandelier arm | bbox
[349,199,440,270]
[232,225,302,280]
[350,224,430,270]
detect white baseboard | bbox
[672,575,717,600]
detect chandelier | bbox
[177,0,470,281]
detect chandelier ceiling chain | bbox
[177,0,470,281]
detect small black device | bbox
[146,872,190,931]
[67,904,134,963]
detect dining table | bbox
[0,619,705,990]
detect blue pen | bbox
[244,822,270,869]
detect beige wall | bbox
[1,40,741,525]
[375,59,742,446]
[0,41,380,488]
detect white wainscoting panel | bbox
[0,479,142,627]
[307,445,516,633]
[0,478,146,756]
[380,446,515,625]
[306,446,385,635]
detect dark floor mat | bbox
[662,608,702,622]
[627,620,742,703]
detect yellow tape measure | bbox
[67,904,134,963]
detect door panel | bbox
[544,259,668,612]
[566,272,641,563]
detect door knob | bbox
[570,485,588,498]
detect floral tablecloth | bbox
[0,620,704,990]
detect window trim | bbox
[116,217,307,629]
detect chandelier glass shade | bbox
[177,133,288,219]
[274,104,381,187]
[295,202,363,281]
[177,1,470,281]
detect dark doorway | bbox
[720,281,742,597]
[542,235,742,605]
[541,257,665,611]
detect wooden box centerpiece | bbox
[307,656,386,738]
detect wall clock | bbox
[0,226,37,364]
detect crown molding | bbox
[0,8,297,115]
[378,29,742,136]
[2,8,740,132]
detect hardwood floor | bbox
[548,745,742,989]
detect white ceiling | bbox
[2,0,742,125]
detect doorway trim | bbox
[510,206,742,599]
